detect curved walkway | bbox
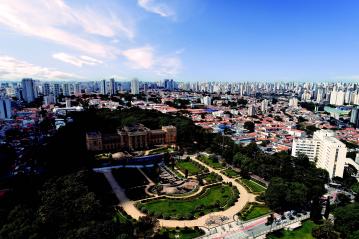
[103,154,257,227]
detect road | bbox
[197,213,310,239]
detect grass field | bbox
[113,211,130,223]
[241,179,266,193]
[158,228,205,239]
[240,204,271,221]
[197,155,224,169]
[222,168,240,178]
[267,220,318,239]
[147,147,174,155]
[139,184,237,219]
[176,160,202,175]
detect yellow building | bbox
[86,124,176,151]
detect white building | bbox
[65,98,71,108]
[202,96,212,106]
[0,98,12,120]
[261,99,269,113]
[131,78,139,95]
[330,88,345,106]
[289,97,298,107]
[292,130,347,178]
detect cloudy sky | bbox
[1,0,359,82]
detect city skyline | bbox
[2,0,359,82]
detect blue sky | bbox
[0,0,359,82]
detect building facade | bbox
[21,78,36,103]
[0,98,12,120]
[86,124,176,151]
[292,130,347,178]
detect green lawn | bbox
[176,160,202,175]
[197,155,224,169]
[113,211,130,223]
[223,168,240,178]
[241,179,266,193]
[158,228,204,239]
[240,204,270,221]
[148,147,174,155]
[267,220,318,239]
[139,184,238,219]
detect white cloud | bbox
[122,46,154,69]
[53,53,103,67]
[122,46,181,76]
[155,55,181,76]
[0,55,81,80]
[0,0,133,57]
[137,0,174,18]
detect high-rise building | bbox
[289,97,298,107]
[351,106,359,128]
[21,78,36,103]
[335,90,345,106]
[248,105,256,116]
[100,79,107,95]
[65,98,71,108]
[53,83,60,97]
[43,95,56,106]
[292,130,347,178]
[0,98,12,120]
[164,79,175,91]
[202,96,212,106]
[109,78,115,96]
[74,83,81,95]
[63,83,70,96]
[42,83,50,96]
[131,78,139,95]
[261,99,269,113]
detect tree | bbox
[265,177,288,211]
[135,216,159,238]
[243,121,255,132]
[312,220,339,239]
[185,169,189,178]
[348,230,359,239]
[0,171,133,239]
[336,193,351,207]
[285,182,308,210]
[334,203,359,238]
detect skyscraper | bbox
[100,79,107,95]
[63,83,70,96]
[21,78,35,103]
[42,83,50,96]
[351,106,359,128]
[131,78,139,95]
[109,78,115,96]
[74,83,81,95]
[261,99,269,113]
[53,83,60,97]
[248,105,256,116]
[0,98,12,120]
[203,96,212,106]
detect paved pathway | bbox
[103,154,257,228]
